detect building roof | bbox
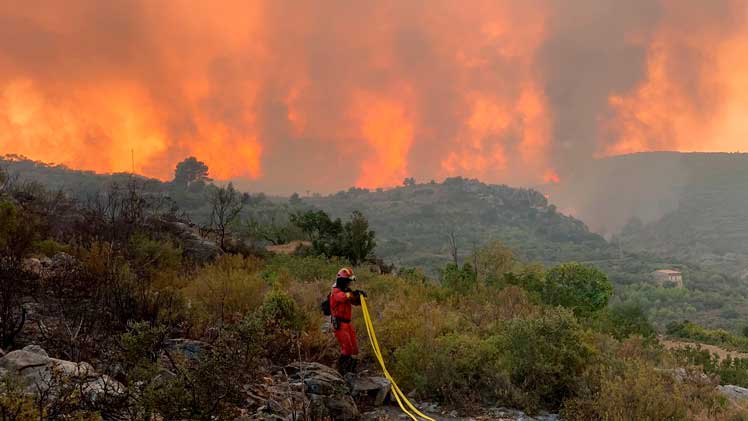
[654,269,681,275]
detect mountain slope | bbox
[306,177,614,271]
[549,152,748,276]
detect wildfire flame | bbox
[0,1,745,192]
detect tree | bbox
[0,201,40,262]
[476,241,516,285]
[343,211,376,265]
[442,262,477,291]
[541,263,613,317]
[403,177,416,187]
[291,209,376,264]
[173,157,211,189]
[446,230,459,266]
[208,183,243,250]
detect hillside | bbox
[0,156,619,273]
[549,152,748,277]
[5,155,748,330]
[306,177,611,271]
[1,172,748,419]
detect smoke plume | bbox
[1,0,746,193]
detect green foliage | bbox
[541,263,612,317]
[32,238,70,257]
[0,200,40,261]
[499,309,594,410]
[207,182,244,250]
[394,334,513,406]
[183,255,266,328]
[563,360,688,421]
[121,325,250,420]
[605,302,656,340]
[291,209,376,265]
[342,211,376,265]
[667,321,748,351]
[475,241,517,285]
[397,267,428,284]
[441,262,477,291]
[672,345,748,388]
[0,374,38,420]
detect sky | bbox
[1,0,748,193]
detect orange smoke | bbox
[604,0,748,155]
[1,1,746,193]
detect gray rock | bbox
[0,349,50,371]
[285,362,359,420]
[720,384,748,401]
[156,220,222,262]
[22,344,49,357]
[0,347,124,400]
[350,375,391,406]
[51,252,76,269]
[22,258,43,276]
[165,338,209,360]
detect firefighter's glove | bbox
[355,290,368,298]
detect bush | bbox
[499,308,593,410]
[393,333,515,407]
[605,303,656,340]
[541,263,612,317]
[241,288,306,364]
[563,357,739,421]
[667,321,748,350]
[563,359,688,420]
[32,239,70,257]
[183,255,266,329]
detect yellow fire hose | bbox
[360,296,436,421]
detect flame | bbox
[1,1,746,193]
[353,89,414,188]
[543,169,561,184]
[604,0,748,155]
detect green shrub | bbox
[32,239,70,257]
[563,357,739,421]
[667,321,748,350]
[183,255,266,329]
[441,263,477,291]
[393,333,515,407]
[241,288,306,364]
[605,302,656,340]
[541,263,612,317]
[563,359,688,421]
[499,308,593,410]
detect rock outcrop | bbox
[153,219,222,262]
[0,345,123,401]
[720,384,748,403]
[244,362,360,420]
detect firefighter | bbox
[329,267,366,374]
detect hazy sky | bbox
[1,0,747,193]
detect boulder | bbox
[720,384,748,402]
[0,346,123,400]
[287,362,359,419]
[164,338,209,360]
[349,374,391,406]
[155,220,222,262]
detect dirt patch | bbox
[661,336,748,360]
[265,240,311,255]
